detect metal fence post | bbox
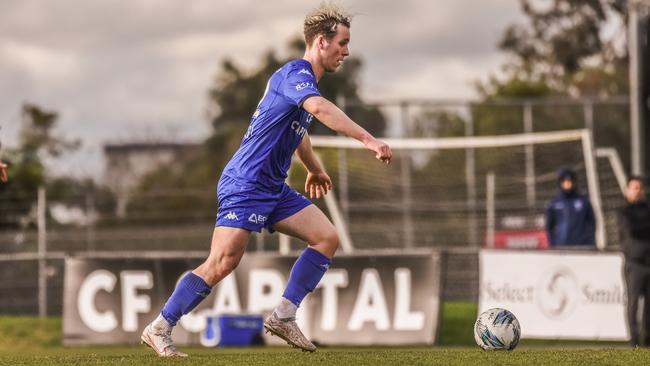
[465,111,478,247]
[337,95,350,223]
[486,172,496,248]
[37,187,47,317]
[523,102,536,207]
[400,101,414,248]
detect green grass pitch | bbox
[2,346,648,366]
[0,303,641,365]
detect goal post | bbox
[302,129,606,250]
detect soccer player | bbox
[141,3,392,357]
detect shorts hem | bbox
[267,201,313,229]
[216,222,260,233]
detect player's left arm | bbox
[295,132,332,199]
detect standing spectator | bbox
[619,176,650,347]
[545,167,596,247]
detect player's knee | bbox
[221,254,241,275]
[211,253,241,277]
[322,229,340,253]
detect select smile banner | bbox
[478,249,628,340]
[63,252,442,346]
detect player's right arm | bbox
[302,96,392,165]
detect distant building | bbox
[103,142,199,216]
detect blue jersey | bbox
[223,59,320,190]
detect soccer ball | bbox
[474,308,521,351]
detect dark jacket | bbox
[618,201,650,264]
[545,168,596,246]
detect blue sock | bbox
[282,247,331,306]
[161,272,212,326]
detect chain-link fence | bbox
[0,97,634,315]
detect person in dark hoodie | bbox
[619,175,650,347]
[545,167,596,247]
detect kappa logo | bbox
[225,211,239,220]
[298,68,312,76]
[248,213,267,224]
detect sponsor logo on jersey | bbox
[298,68,312,76]
[225,211,239,220]
[248,213,267,224]
[291,120,308,138]
[295,82,314,91]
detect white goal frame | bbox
[309,129,606,250]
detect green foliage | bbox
[19,104,79,159]
[405,0,632,188]
[491,0,628,97]
[477,75,552,100]
[126,145,219,221]
[1,103,80,227]
[479,0,631,168]
[47,177,117,218]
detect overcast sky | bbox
[0,0,523,178]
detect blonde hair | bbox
[304,2,352,47]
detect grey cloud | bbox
[0,0,522,178]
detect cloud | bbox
[0,0,523,178]
[1,40,82,84]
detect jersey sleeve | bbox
[281,67,321,107]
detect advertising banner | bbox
[478,249,628,340]
[492,229,549,249]
[64,252,441,345]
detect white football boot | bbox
[140,320,187,357]
[264,312,316,352]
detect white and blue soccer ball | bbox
[474,308,521,351]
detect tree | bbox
[479,0,631,169]
[0,103,79,228]
[490,0,628,97]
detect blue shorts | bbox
[215,175,312,233]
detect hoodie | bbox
[545,168,596,246]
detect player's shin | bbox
[276,247,331,319]
[160,272,212,326]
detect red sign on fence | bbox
[490,230,549,249]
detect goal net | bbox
[289,129,606,251]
